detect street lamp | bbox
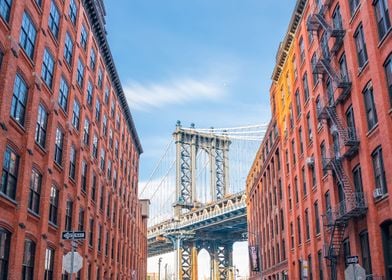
[164,264,168,280]
[243,231,262,280]
[158,257,162,280]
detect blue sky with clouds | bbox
[104,0,296,276]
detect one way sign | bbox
[62,231,86,240]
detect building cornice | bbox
[83,0,143,154]
[271,0,307,82]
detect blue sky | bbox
[104,0,296,276]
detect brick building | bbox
[0,0,148,279]
[247,0,392,279]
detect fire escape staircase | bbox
[308,3,351,104]
[323,157,367,278]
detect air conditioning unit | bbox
[373,188,384,199]
[306,157,315,167]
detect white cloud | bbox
[124,78,225,111]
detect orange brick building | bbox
[247,0,392,279]
[0,0,148,279]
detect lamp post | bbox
[158,257,162,280]
[244,231,262,280]
[164,263,168,280]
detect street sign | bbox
[62,231,86,240]
[63,251,83,273]
[346,256,359,265]
[345,263,366,280]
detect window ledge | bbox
[34,142,47,156]
[0,192,17,207]
[357,61,369,77]
[48,222,58,230]
[27,209,40,220]
[9,118,26,134]
[377,27,392,48]
[374,193,389,204]
[366,123,379,138]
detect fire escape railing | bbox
[307,1,366,279]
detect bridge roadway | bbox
[147,191,247,257]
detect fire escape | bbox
[307,2,367,280]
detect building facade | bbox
[0,0,148,279]
[248,0,392,279]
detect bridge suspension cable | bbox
[140,123,267,227]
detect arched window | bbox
[22,239,36,280]
[0,227,11,279]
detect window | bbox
[332,5,343,30]
[0,0,12,22]
[385,55,392,106]
[87,80,93,105]
[311,53,318,85]
[0,228,11,279]
[104,88,110,104]
[339,53,349,82]
[310,163,316,187]
[363,85,378,130]
[54,128,64,166]
[105,232,109,256]
[83,119,90,145]
[346,106,357,140]
[99,185,104,210]
[69,0,77,25]
[11,74,28,125]
[291,139,296,164]
[64,32,73,65]
[48,1,60,38]
[90,48,96,70]
[49,185,59,225]
[299,37,305,63]
[349,0,360,16]
[295,89,301,117]
[98,68,103,88]
[81,161,87,192]
[381,221,392,279]
[107,160,112,180]
[69,146,76,180]
[374,0,391,39]
[288,185,292,210]
[65,200,73,231]
[318,250,323,280]
[320,141,326,175]
[76,58,84,87]
[78,208,84,231]
[58,77,69,112]
[295,177,299,203]
[22,239,35,280]
[303,73,309,102]
[314,201,320,234]
[306,113,313,142]
[28,169,42,214]
[290,222,294,248]
[98,224,102,251]
[89,218,94,246]
[91,174,97,201]
[19,12,37,59]
[297,216,302,244]
[1,147,19,199]
[308,254,313,280]
[35,104,48,148]
[302,166,307,196]
[343,238,351,268]
[0,50,3,69]
[100,149,105,170]
[353,165,364,193]
[80,24,88,50]
[372,146,387,194]
[360,231,373,275]
[103,115,107,136]
[305,209,310,240]
[92,134,98,158]
[41,49,55,88]
[95,99,101,122]
[72,100,80,130]
[354,25,368,68]
[44,248,54,280]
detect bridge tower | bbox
[173,121,231,217]
[172,121,232,280]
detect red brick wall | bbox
[0,0,147,279]
[247,0,392,279]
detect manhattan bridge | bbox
[140,121,269,280]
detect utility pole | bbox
[158,257,162,280]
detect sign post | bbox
[62,231,85,280]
